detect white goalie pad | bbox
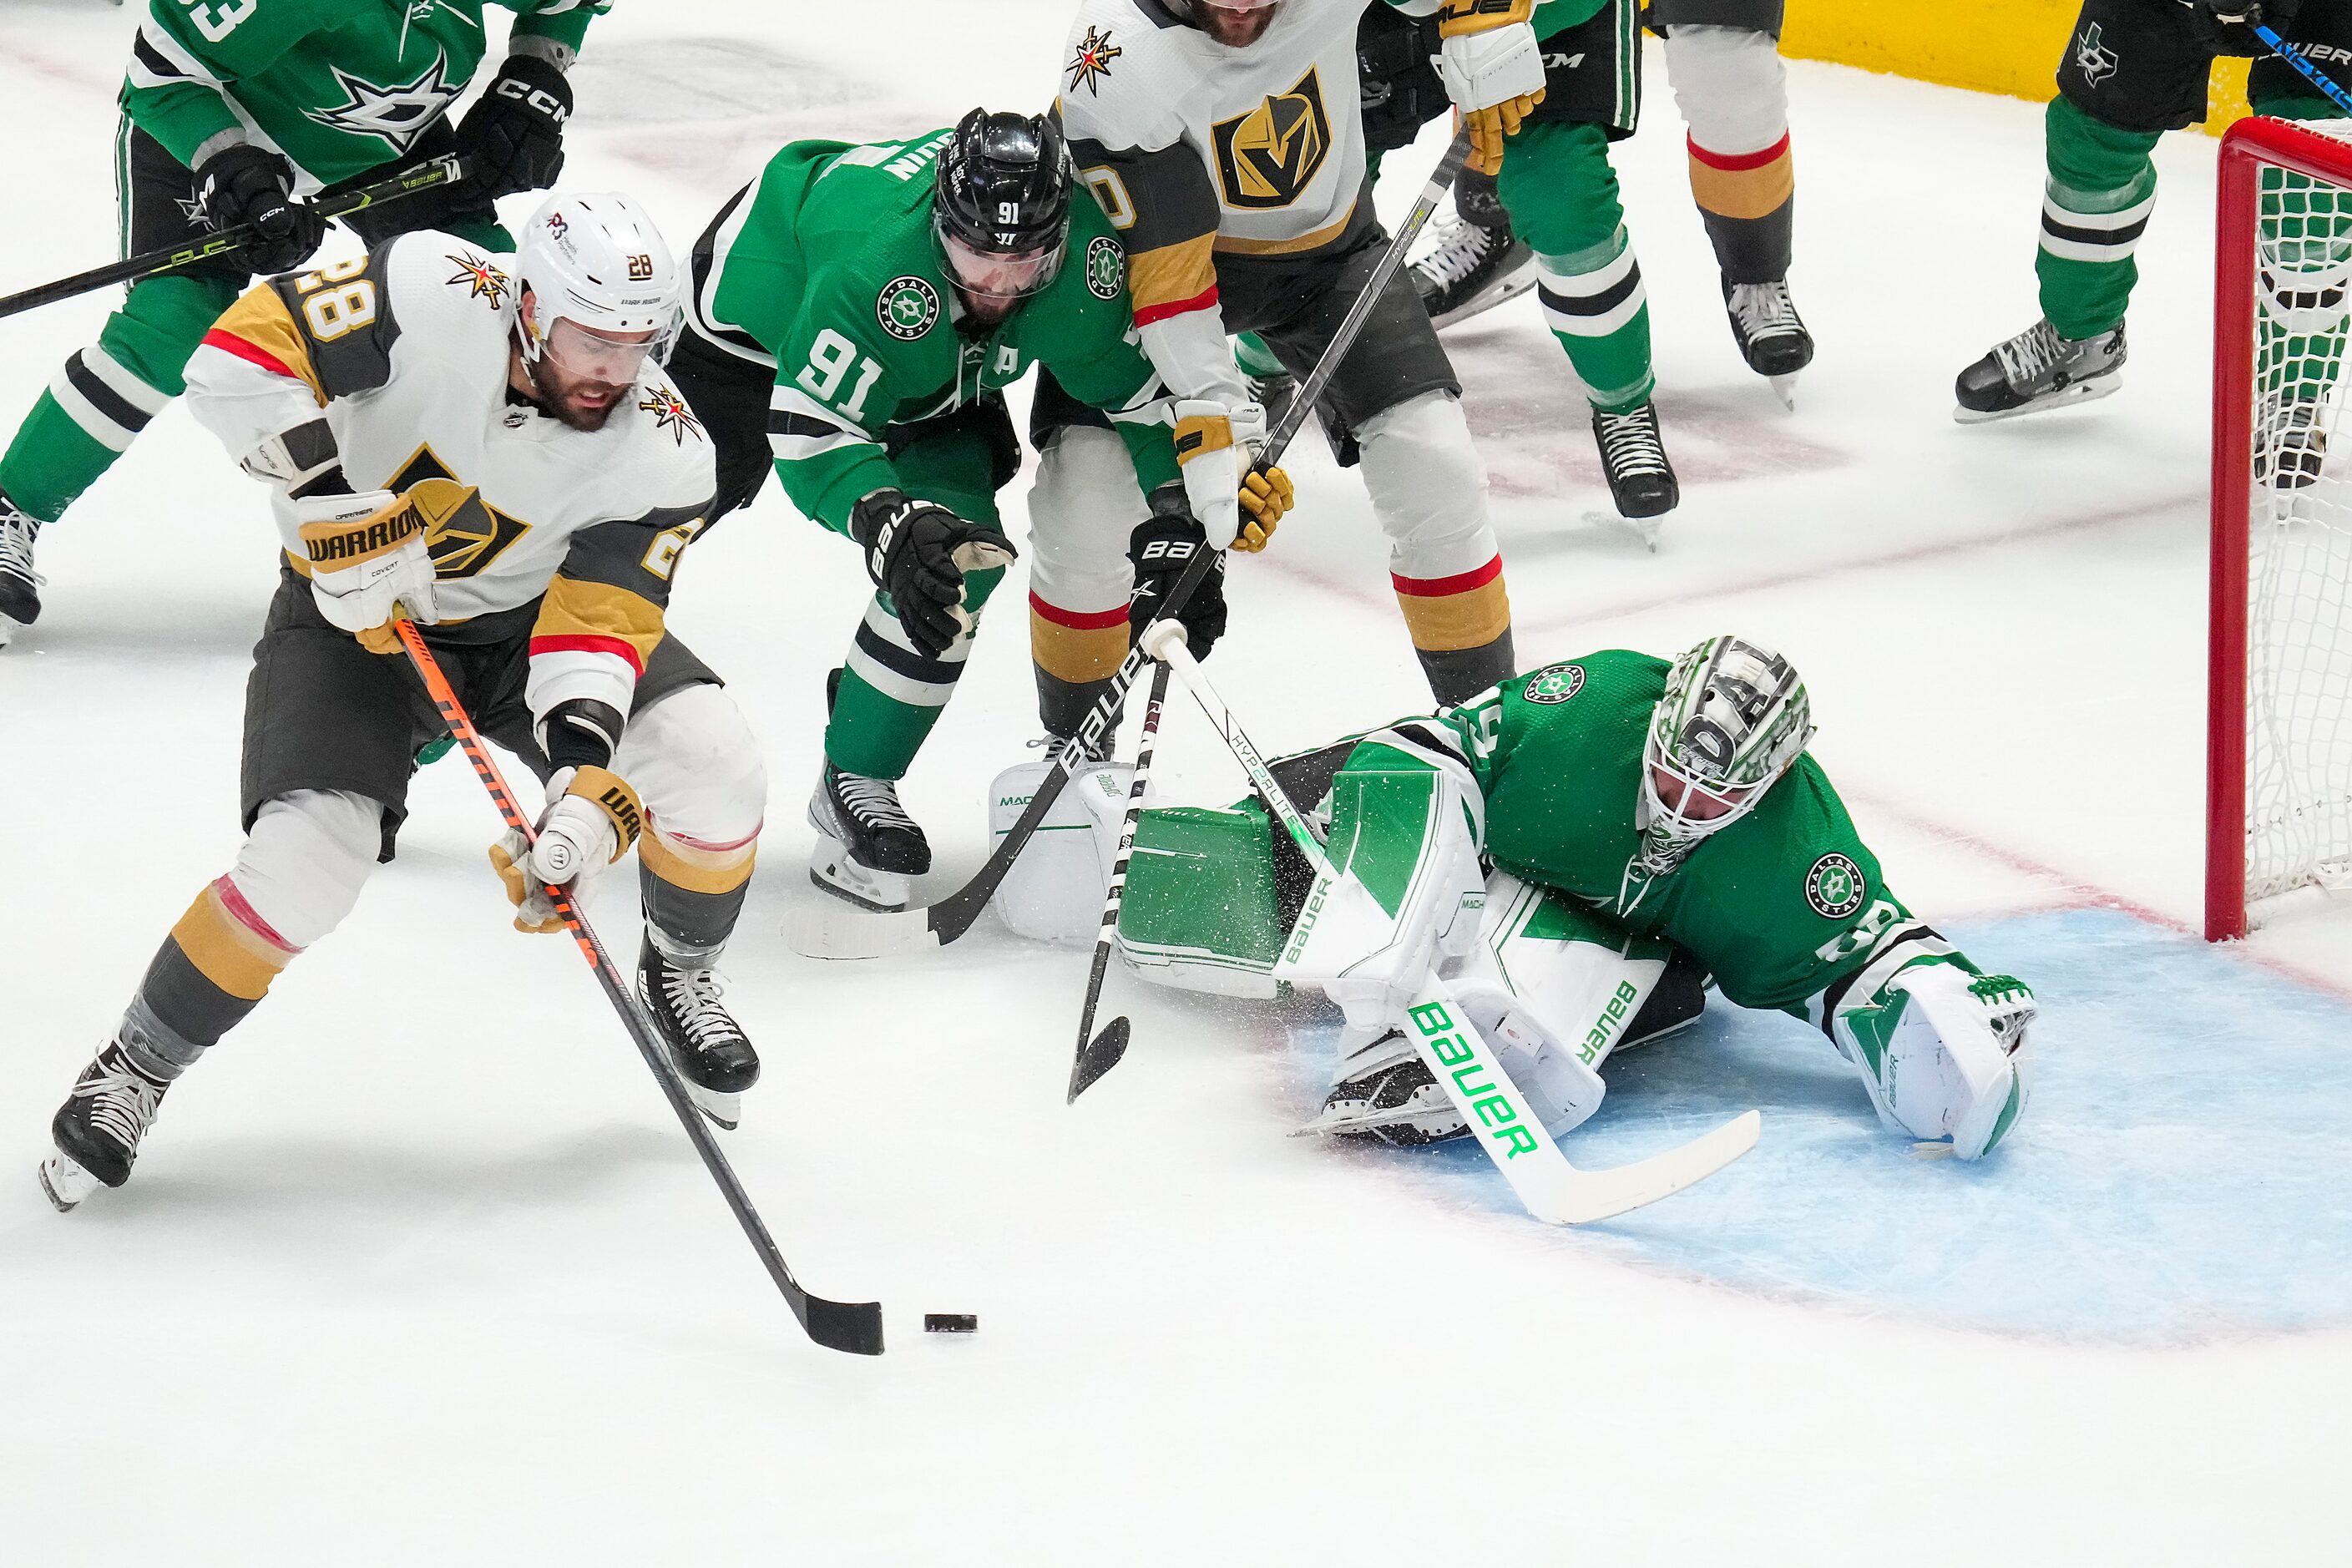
[986,757,1136,947]
[1441,872,1676,1138]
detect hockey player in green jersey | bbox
[0,0,603,645]
[663,109,1287,913]
[1955,0,2349,429]
[1016,635,2036,1161]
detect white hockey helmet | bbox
[1636,635,1815,870]
[515,191,683,379]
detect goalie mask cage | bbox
[2209,115,2352,941]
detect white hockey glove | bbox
[488,765,645,934]
[286,488,441,655]
[1436,0,1547,176]
[1174,399,1292,553]
[1830,961,2035,1159]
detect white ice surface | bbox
[2,1,2348,1561]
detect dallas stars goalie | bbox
[1003,636,2035,1160]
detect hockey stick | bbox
[392,620,885,1355]
[787,129,1477,962]
[1065,657,1174,1103]
[2254,26,2352,116]
[0,154,469,322]
[1140,621,1761,1225]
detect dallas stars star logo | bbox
[306,52,461,154]
[637,386,705,447]
[1065,26,1122,97]
[445,251,510,307]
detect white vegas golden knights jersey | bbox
[185,230,716,719]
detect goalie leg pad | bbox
[1114,803,1287,999]
[985,756,1136,948]
[1831,959,2035,1160]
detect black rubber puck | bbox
[923,1313,979,1334]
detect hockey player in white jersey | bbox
[38,195,771,1210]
[1051,0,1543,703]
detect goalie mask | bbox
[1636,635,1815,875]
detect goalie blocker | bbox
[990,638,2035,1161]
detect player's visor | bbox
[939,232,1065,306]
[543,317,661,383]
[1647,762,1757,825]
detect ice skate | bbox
[1412,211,1537,330]
[41,1038,175,1210]
[1592,401,1681,526]
[2257,399,2327,490]
[636,937,759,1130]
[0,493,43,648]
[1953,319,2126,423]
[1296,1042,1469,1146]
[807,761,930,913]
[1723,277,1814,407]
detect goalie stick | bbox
[393,620,885,1355]
[0,155,470,322]
[1138,621,1762,1225]
[786,129,1478,963]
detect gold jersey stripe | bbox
[1127,232,1219,314]
[1212,204,1357,258]
[168,886,293,1003]
[1030,605,1132,684]
[1394,574,1512,653]
[534,575,665,666]
[640,832,756,897]
[210,286,327,405]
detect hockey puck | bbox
[923,1313,979,1334]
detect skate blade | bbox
[1430,267,1538,331]
[38,1151,101,1212]
[1581,509,1661,554]
[1951,373,2121,426]
[685,1082,741,1131]
[1768,372,1799,412]
[804,861,912,915]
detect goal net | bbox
[2209,116,2352,939]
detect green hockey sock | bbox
[1234,331,1286,380]
[823,565,1006,781]
[0,271,235,522]
[2035,96,2161,341]
[1499,121,1654,412]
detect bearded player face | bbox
[1188,0,1279,48]
[516,292,657,432]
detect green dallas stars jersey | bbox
[122,0,606,184]
[689,130,1181,537]
[1125,649,1967,1018]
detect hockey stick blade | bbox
[798,1292,888,1357]
[785,898,941,961]
[1066,1016,1131,1105]
[1528,1109,1761,1226]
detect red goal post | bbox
[2208,115,2352,940]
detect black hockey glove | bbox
[1130,486,1227,660]
[454,53,573,200]
[194,144,326,275]
[849,489,1018,658]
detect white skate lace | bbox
[1417,214,1501,289]
[0,503,43,591]
[72,1053,165,1154]
[1595,407,1671,479]
[660,964,746,1050]
[1727,280,1802,339]
[835,770,918,833]
[1991,320,2065,387]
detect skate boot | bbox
[2257,399,2327,490]
[1953,319,2127,423]
[1723,277,1815,406]
[1412,172,1536,330]
[1295,1029,1467,1146]
[636,936,759,1130]
[0,492,44,648]
[1592,401,1681,521]
[40,1037,176,1211]
[807,761,930,912]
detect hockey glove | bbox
[849,489,1018,658]
[1130,488,1228,660]
[454,53,573,200]
[1436,0,1547,176]
[194,144,327,275]
[2184,1,2266,24]
[1175,399,1292,552]
[490,765,644,934]
[288,489,441,655]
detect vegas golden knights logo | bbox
[389,448,531,579]
[1211,67,1332,210]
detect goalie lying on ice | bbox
[999,636,2035,1160]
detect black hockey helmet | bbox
[933,108,1073,305]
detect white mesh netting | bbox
[2244,123,2352,913]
